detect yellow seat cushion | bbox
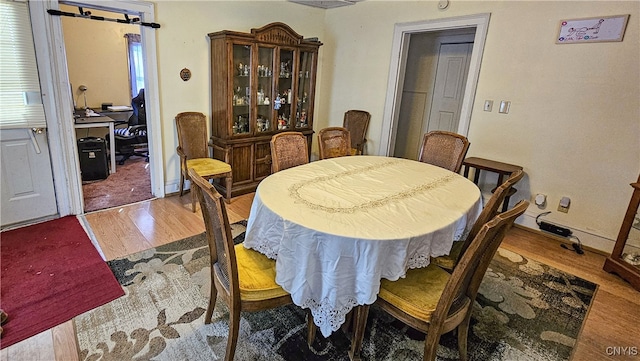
[186,158,231,177]
[431,241,464,270]
[379,264,451,322]
[235,244,289,301]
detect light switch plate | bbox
[499,100,511,114]
[484,100,493,112]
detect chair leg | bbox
[306,309,316,346]
[179,171,185,197]
[190,186,197,212]
[341,308,354,333]
[457,313,472,361]
[348,305,369,361]
[423,326,442,361]
[205,284,218,324]
[225,308,241,361]
[225,174,232,204]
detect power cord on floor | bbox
[560,235,584,255]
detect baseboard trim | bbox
[165,181,182,195]
[516,212,615,255]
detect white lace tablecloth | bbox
[243,156,482,337]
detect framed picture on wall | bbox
[556,14,629,44]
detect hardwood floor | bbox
[2,193,639,360]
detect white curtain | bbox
[0,0,46,129]
[125,33,144,98]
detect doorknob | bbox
[28,128,45,154]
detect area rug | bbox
[0,216,124,349]
[74,221,597,360]
[83,157,152,212]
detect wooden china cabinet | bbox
[603,174,640,291]
[208,23,322,197]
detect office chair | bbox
[110,89,149,165]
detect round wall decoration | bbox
[180,68,191,81]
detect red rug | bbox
[0,216,124,349]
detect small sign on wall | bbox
[556,14,629,44]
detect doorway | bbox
[29,0,164,218]
[59,3,153,212]
[394,30,475,159]
[379,14,491,157]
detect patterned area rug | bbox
[74,222,597,360]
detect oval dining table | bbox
[243,155,482,359]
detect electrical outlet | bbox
[498,100,511,114]
[558,196,570,213]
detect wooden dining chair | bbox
[176,112,232,211]
[432,169,525,271]
[350,200,529,361]
[343,110,371,155]
[418,131,470,173]
[189,168,308,360]
[318,127,351,160]
[270,131,309,172]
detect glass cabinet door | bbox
[621,209,640,268]
[275,49,294,130]
[232,44,251,135]
[256,46,274,133]
[296,51,314,129]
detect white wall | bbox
[319,1,639,251]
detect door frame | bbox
[378,13,491,156]
[29,0,164,216]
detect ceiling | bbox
[287,0,363,9]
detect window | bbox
[125,33,144,97]
[0,0,46,129]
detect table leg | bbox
[348,304,370,361]
[473,168,480,184]
[108,122,116,174]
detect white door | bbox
[1,128,57,227]
[426,42,472,133]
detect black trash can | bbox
[78,137,108,181]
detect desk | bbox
[463,157,523,212]
[243,156,482,339]
[74,117,116,174]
